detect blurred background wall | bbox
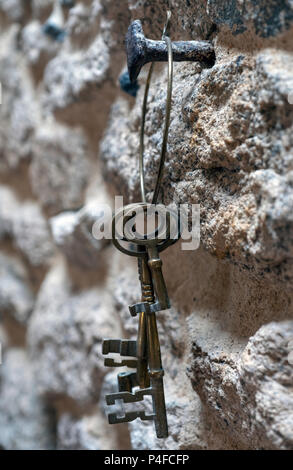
[0,0,293,450]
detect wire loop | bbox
[139,11,173,204]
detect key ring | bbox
[139,10,173,204]
[112,203,181,258]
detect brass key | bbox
[122,204,175,311]
[137,254,168,438]
[117,207,173,437]
[103,202,181,437]
[103,255,168,438]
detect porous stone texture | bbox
[0,349,55,449]
[0,253,34,324]
[57,409,128,450]
[50,200,110,269]
[0,0,293,450]
[30,123,90,215]
[28,259,121,405]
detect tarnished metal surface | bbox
[126,19,215,82]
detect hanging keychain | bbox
[102,10,215,439]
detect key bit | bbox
[108,410,154,424]
[118,371,138,392]
[103,339,137,368]
[104,358,137,368]
[126,20,216,82]
[106,387,153,406]
[102,339,137,357]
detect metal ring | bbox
[139,10,173,204]
[123,203,170,242]
[112,202,182,257]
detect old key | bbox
[102,203,181,438]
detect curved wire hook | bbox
[139,10,173,204]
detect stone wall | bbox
[0,0,293,450]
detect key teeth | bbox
[106,387,153,405]
[108,411,154,424]
[102,340,110,355]
[129,301,163,317]
[102,339,137,356]
[104,358,137,369]
[118,371,138,392]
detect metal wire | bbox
[139,10,173,204]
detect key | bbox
[102,254,168,436]
[137,254,168,438]
[103,202,180,437]
[123,204,173,310]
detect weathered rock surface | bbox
[0,0,293,451]
[0,186,54,266]
[28,260,121,405]
[57,409,123,450]
[21,20,60,68]
[50,200,110,269]
[0,253,34,324]
[30,124,89,214]
[0,186,18,239]
[0,0,30,22]
[0,26,37,172]
[189,321,293,449]
[12,201,54,266]
[0,349,55,449]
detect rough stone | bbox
[50,200,110,269]
[31,0,54,20]
[28,260,122,405]
[1,0,293,452]
[0,0,29,22]
[0,186,18,239]
[12,201,54,266]
[65,1,102,47]
[0,186,54,266]
[0,349,55,450]
[0,26,37,172]
[42,34,110,127]
[189,320,293,450]
[30,123,90,214]
[0,253,34,324]
[57,409,121,450]
[21,20,60,67]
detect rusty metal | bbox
[126,18,215,83]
